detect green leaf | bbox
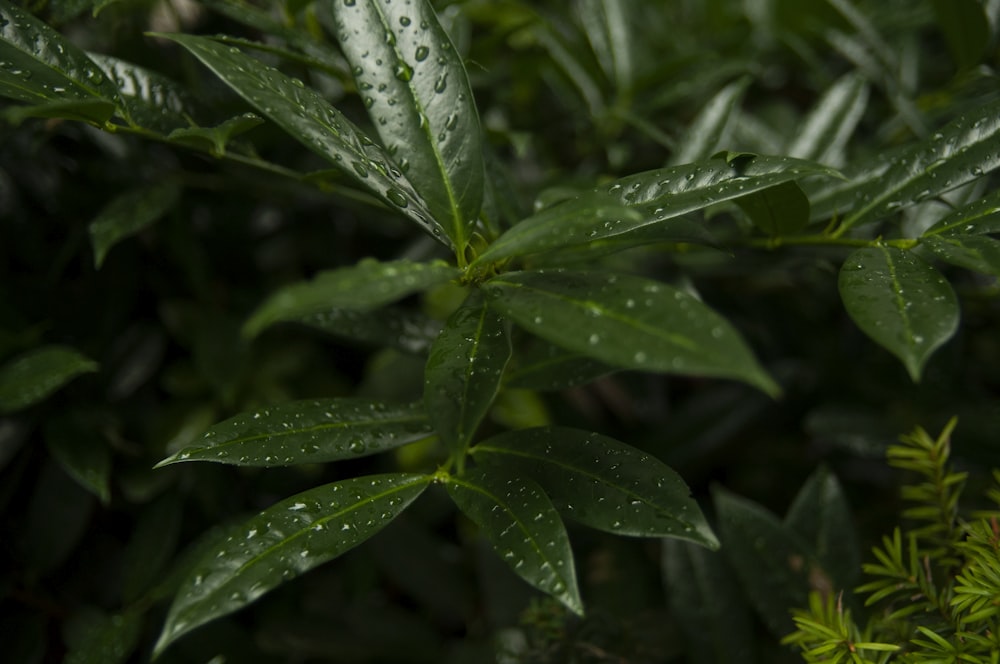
[475,155,837,264]
[154,33,446,244]
[64,610,142,664]
[334,0,485,251]
[482,269,780,397]
[0,345,98,414]
[424,292,510,453]
[44,414,111,505]
[445,468,582,614]
[837,98,1000,233]
[923,188,1000,236]
[784,466,861,592]
[155,399,431,467]
[154,473,431,656]
[243,259,459,338]
[576,0,633,93]
[662,540,756,664]
[714,486,816,638]
[122,492,183,603]
[89,181,181,268]
[0,0,120,120]
[735,180,810,236]
[166,113,264,158]
[671,77,749,166]
[839,246,959,382]
[786,72,869,167]
[298,306,441,355]
[471,426,718,546]
[931,0,990,71]
[504,339,613,391]
[87,53,194,133]
[923,234,1000,277]
[2,97,115,125]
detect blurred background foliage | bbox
[1,0,999,661]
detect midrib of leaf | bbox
[447,476,574,589]
[369,2,467,253]
[880,244,917,361]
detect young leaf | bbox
[475,155,838,264]
[154,34,446,244]
[154,473,431,656]
[0,0,120,121]
[445,468,582,615]
[166,113,264,157]
[243,259,459,338]
[424,292,510,454]
[334,0,485,252]
[923,188,1000,236]
[155,399,431,467]
[0,345,98,414]
[670,77,749,166]
[482,269,780,397]
[839,246,959,382]
[735,180,810,236]
[714,486,817,638]
[89,181,181,268]
[786,72,869,167]
[836,98,1000,234]
[471,426,718,546]
[923,235,1000,277]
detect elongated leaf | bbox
[786,72,869,166]
[299,306,441,354]
[662,540,755,664]
[243,259,459,338]
[0,1,119,121]
[445,468,582,614]
[475,155,838,264]
[714,486,817,638]
[156,399,430,467]
[2,97,115,125]
[123,492,182,603]
[0,345,98,414]
[334,0,484,251]
[931,0,990,71]
[88,53,193,133]
[736,180,810,236]
[89,181,181,268]
[504,339,613,391]
[155,34,446,244]
[44,414,111,505]
[839,246,959,382]
[154,473,431,656]
[923,235,1000,277]
[671,78,749,166]
[167,113,263,157]
[424,293,510,453]
[923,188,1000,236]
[471,427,718,546]
[576,0,633,93]
[482,270,780,397]
[838,98,1000,233]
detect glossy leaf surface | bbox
[923,235,1000,277]
[424,293,510,452]
[786,72,869,166]
[472,426,718,545]
[155,473,431,656]
[923,188,1000,236]
[670,77,748,165]
[483,269,780,396]
[735,180,810,236]
[0,345,98,414]
[299,307,441,354]
[504,340,613,391]
[334,0,484,250]
[166,113,263,157]
[88,53,193,132]
[476,155,837,263]
[445,468,582,614]
[839,246,959,381]
[89,181,181,268]
[244,259,459,337]
[156,33,445,243]
[156,399,431,467]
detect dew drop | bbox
[399,15,411,26]
[393,63,413,81]
[433,73,448,93]
[415,45,430,61]
[352,161,369,178]
[386,188,408,207]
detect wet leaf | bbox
[735,180,810,236]
[445,468,582,615]
[839,246,959,382]
[471,426,718,546]
[504,339,614,391]
[482,269,780,397]
[243,259,459,338]
[154,33,447,244]
[334,0,484,252]
[931,0,990,71]
[923,188,1000,236]
[923,235,1000,277]
[89,181,181,268]
[424,292,510,453]
[88,53,194,133]
[44,414,111,505]
[838,98,1000,233]
[671,77,749,165]
[156,399,431,467]
[167,113,264,157]
[475,155,837,264]
[786,72,869,167]
[154,473,431,656]
[299,306,441,355]
[2,97,115,125]
[714,486,816,638]
[0,345,98,414]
